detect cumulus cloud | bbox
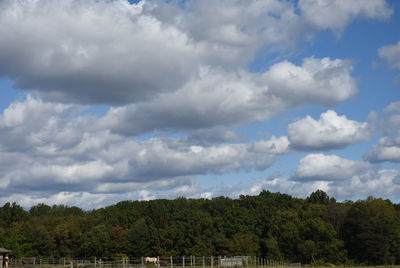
[98,57,357,136]
[0,95,278,200]
[263,57,357,106]
[0,95,83,151]
[0,0,396,208]
[250,136,291,155]
[365,135,400,163]
[239,175,331,199]
[236,168,400,202]
[0,176,212,210]
[381,101,400,134]
[0,0,206,105]
[0,96,398,207]
[0,0,384,107]
[365,102,400,163]
[328,169,400,201]
[378,41,400,70]
[299,0,392,31]
[291,153,371,181]
[168,0,304,50]
[288,110,372,150]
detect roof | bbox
[0,248,10,254]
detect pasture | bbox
[8,257,295,268]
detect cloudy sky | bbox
[0,0,399,209]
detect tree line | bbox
[0,190,399,265]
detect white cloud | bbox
[288,110,371,150]
[0,0,396,209]
[0,0,382,107]
[250,136,291,154]
[365,135,400,163]
[171,0,304,50]
[262,58,357,106]
[237,168,400,203]
[381,101,400,134]
[328,169,400,201]
[378,41,400,70]
[365,102,400,163]
[299,0,392,31]
[384,101,400,113]
[0,0,207,105]
[0,95,81,151]
[98,57,357,136]
[291,153,371,181]
[0,95,279,199]
[239,176,331,199]
[0,178,212,210]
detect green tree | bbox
[228,233,259,256]
[343,198,400,264]
[127,218,153,256]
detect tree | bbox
[306,190,330,206]
[127,218,153,256]
[342,198,400,264]
[228,233,259,256]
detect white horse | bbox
[3,257,8,268]
[144,257,158,266]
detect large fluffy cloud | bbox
[98,58,357,136]
[288,110,372,150]
[0,0,208,105]
[291,153,371,181]
[235,153,400,202]
[249,110,373,154]
[286,153,400,201]
[0,0,396,209]
[0,0,389,106]
[0,95,278,200]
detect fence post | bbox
[157,257,160,268]
[202,257,204,268]
[171,256,173,268]
[141,257,144,268]
[183,257,185,268]
[210,257,213,268]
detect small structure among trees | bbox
[0,248,10,268]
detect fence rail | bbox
[9,257,300,268]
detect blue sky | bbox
[0,0,399,209]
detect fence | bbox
[9,257,300,268]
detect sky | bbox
[0,0,399,210]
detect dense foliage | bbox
[1,190,400,265]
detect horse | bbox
[144,257,158,266]
[2,256,8,268]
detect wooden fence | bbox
[9,257,300,268]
